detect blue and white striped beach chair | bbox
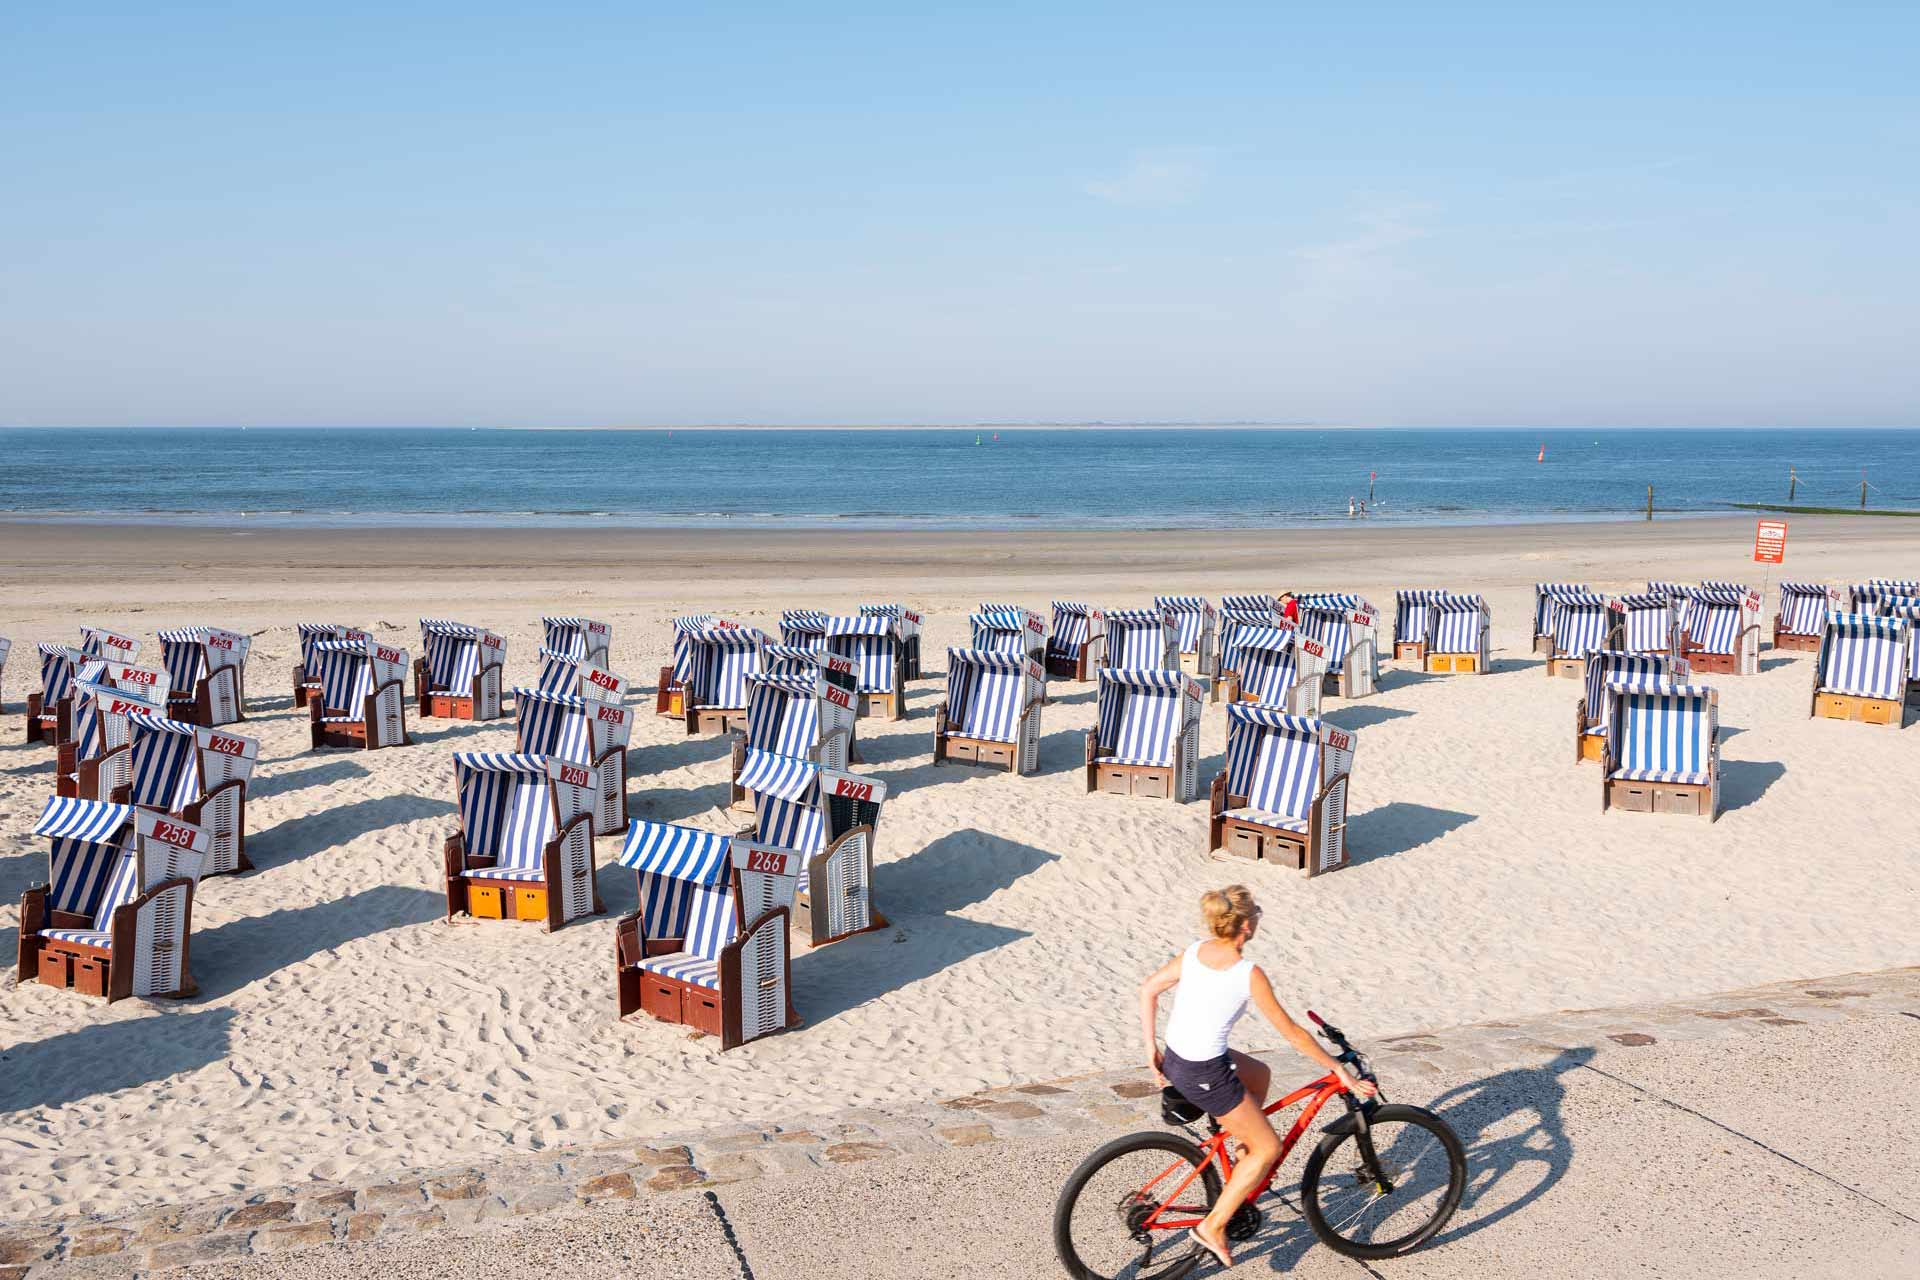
[1600,681,1720,819]
[1046,601,1106,681]
[79,626,141,664]
[1533,584,1590,655]
[18,799,209,1001]
[57,680,163,801]
[514,688,633,836]
[1214,625,1325,715]
[972,605,1048,665]
[415,619,506,721]
[1880,598,1920,698]
[730,666,859,801]
[533,648,626,704]
[1102,607,1180,672]
[1155,596,1218,677]
[1297,593,1379,698]
[1391,591,1443,663]
[1208,706,1356,875]
[934,648,1046,774]
[442,752,602,930]
[736,747,889,946]
[1217,596,1282,674]
[824,613,909,719]
[158,627,250,726]
[1575,651,1690,764]
[542,615,612,669]
[1545,592,1618,678]
[1847,580,1920,613]
[1423,593,1491,674]
[672,621,767,735]
[1810,612,1911,728]
[1615,593,1683,660]
[861,603,925,679]
[778,609,831,649]
[116,717,260,876]
[292,623,363,708]
[614,823,801,1049]
[1086,669,1205,802]
[1680,584,1761,676]
[308,637,410,750]
[1772,583,1839,654]
[26,643,90,746]
[655,615,716,718]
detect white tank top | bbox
[1164,940,1254,1061]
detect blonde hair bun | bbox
[1200,885,1258,939]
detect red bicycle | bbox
[1053,1013,1465,1278]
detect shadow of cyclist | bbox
[1233,1045,1590,1271]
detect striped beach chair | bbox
[735,748,889,947]
[779,609,831,649]
[1207,706,1356,875]
[1213,626,1325,715]
[671,621,766,735]
[441,752,602,930]
[1810,612,1911,728]
[307,637,410,750]
[1847,580,1920,613]
[1155,596,1218,677]
[1422,593,1491,674]
[542,616,612,669]
[861,603,924,679]
[26,644,89,745]
[1574,651,1690,764]
[532,648,627,704]
[1881,598,1920,698]
[1600,681,1719,819]
[1297,594,1379,698]
[1533,584,1590,655]
[759,642,834,680]
[1679,584,1761,676]
[655,615,715,718]
[972,606,1049,665]
[933,648,1045,774]
[57,680,163,800]
[414,620,506,721]
[1217,596,1283,671]
[1545,592,1618,678]
[824,614,909,720]
[79,626,142,664]
[1085,669,1205,802]
[614,824,801,1050]
[112,717,260,876]
[292,623,362,708]
[1102,607,1180,671]
[1616,593,1683,660]
[1391,591,1443,663]
[158,627,250,726]
[1046,601,1106,681]
[1772,583,1840,654]
[514,688,632,837]
[729,666,859,802]
[17,799,209,1001]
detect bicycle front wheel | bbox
[1300,1103,1466,1260]
[1053,1131,1222,1280]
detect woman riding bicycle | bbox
[1140,885,1377,1268]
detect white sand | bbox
[1,516,1917,1220]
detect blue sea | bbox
[2,427,1915,530]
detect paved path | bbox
[10,969,1919,1277]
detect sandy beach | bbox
[3,514,1918,1222]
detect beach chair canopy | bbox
[79,627,141,663]
[1048,601,1102,663]
[32,797,139,945]
[943,648,1037,744]
[1298,595,1375,667]
[618,822,738,988]
[1815,613,1910,700]
[1103,608,1177,670]
[860,603,921,636]
[1615,593,1678,653]
[70,680,162,760]
[1848,581,1919,613]
[1426,593,1488,655]
[312,640,375,712]
[296,623,356,673]
[1221,594,1279,620]
[1606,682,1716,785]
[1225,626,1318,705]
[542,616,612,664]
[1534,583,1590,635]
[125,716,214,811]
[421,619,503,692]
[1775,583,1834,636]
[970,606,1044,656]
[1548,592,1614,660]
[745,672,826,758]
[515,687,631,761]
[1095,669,1198,767]
[674,623,766,708]
[1154,596,1215,654]
[158,627,247,692]
[762,643,825,679]
[38,644,88,704]
[823,614,901,694]
[454,752,594,881]
[779,609,831,647]
[1392,590,1446,645]
[1681,585,1754,653]
[1222,705,1351,831]
[1582,651,1688,736]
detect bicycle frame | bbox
[1140,1073,1348,1232]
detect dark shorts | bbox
[1162,1047,1247,1118]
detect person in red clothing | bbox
[1277,591,1299,623]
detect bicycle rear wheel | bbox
[1053,1131,1222,1280]
[1300,1103,1466,1260]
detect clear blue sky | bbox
[3,3,1916,428]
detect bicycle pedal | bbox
[1225,1204,1262,1242]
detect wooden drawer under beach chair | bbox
[1545,656,1586,679]
[464,882,549,922]
[1426,652,1480,674]
[1606,778,1712,817]
[1814,693,1901,726]
[1216,817,1307,869]
[1394,641,1426,662]
[691,707,748,735]
[942,735,1018,770]
[1094,762,1174,800]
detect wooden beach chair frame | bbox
[1679,584,1761,677]
[442,753,603,931]
[17,801,208,1002]
[57,681,163,801]
[542,615,612,670]
[734,749,889,947]
[292,624,361,709]
[1773,583,1840,654]
[824,614,909,720]
[861,603,924,679]
[1600,682,1720,820]
[26,644,88,746]
[158,627,250,726]
[1421,593,1491,674]
[654,614,715,719]
[1211,625,1325,715]
[1809,612,1911,728]
[308,638,410,750]
[1154,596,1218,677]
[414,619,507,721]
[1532,584,1589,656]
[933,648,1045,774]
[1045,602,1106,681]
[514,687,633,838]
[1085,669,1205,802]
[674,621,767,736]
[1207,707,1355,876]
[1545,593,1620,679]
[1297,595,1379,698]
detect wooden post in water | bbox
[1788,467,1796,502]
[1862,469,1869,510]
[1646,484,1653,521]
